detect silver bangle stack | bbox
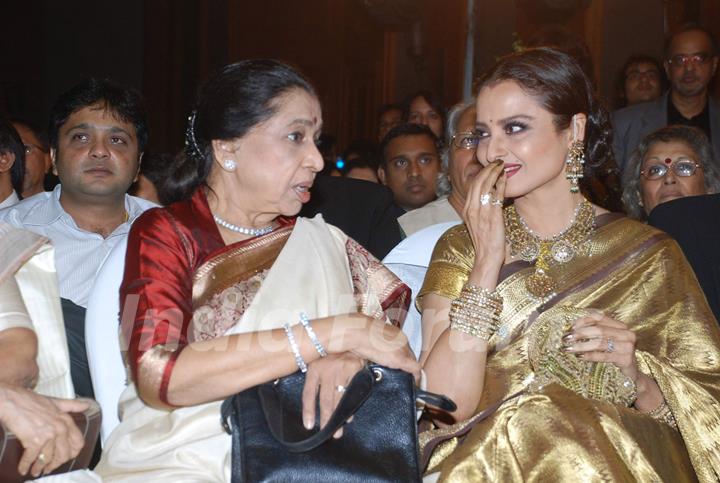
[449,283,503,341]
[283,323,308,373]
[299,312,327,357]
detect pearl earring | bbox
[223,159,237,171]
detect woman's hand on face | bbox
[301,353,364,438]
[463,160,507,286]
[564,311,639,382]
[0,385,88,478]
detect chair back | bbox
[382,221,460,358]
[85,237,128,445]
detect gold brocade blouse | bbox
[418,216,720,482]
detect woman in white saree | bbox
[94,60,419,481]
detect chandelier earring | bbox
[223,159,237,171]
[565,117,585,193]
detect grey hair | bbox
[437,99,476,197]
[621,125,720,220]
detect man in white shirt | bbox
[0,119,25,209]
[0,78,156,397]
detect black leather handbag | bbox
[221,365,455,483]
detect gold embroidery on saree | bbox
[192,227,291,309]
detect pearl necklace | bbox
[213,214,274,236]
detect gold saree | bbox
[418,216,720,482]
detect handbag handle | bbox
[258,366,456,453]
[416,389,456,412]
[259,365,374,452]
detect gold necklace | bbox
[504,198,595,299]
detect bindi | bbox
[664,157,672,164]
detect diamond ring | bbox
[336,385,346,393]
[480,193,491,206]
[491,199,503,206]
[37,453,47,465]
[606,338,615,353]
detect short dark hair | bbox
[341,139,378,164]
[135,152,178,206]
[9,118,49,152]
[342,157,380,177]
[379,122,440,168]
[171,59,316,203]
[340,139,381,175]
[48,78,148,153]
[0,118,25,195]
[664,23,717,58]
[401,91,447,134]
[378,103,402,120]
[615,55,665,107]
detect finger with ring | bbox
[606,338,615,353]
[37,453,47,465]
[336,384,346,393]
[491,198,503,206]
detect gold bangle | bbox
[448,284,503,341]
[645,400,678,430]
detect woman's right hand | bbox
[463,159,507,288]
[0,384,88,478]
[326,314,420,382]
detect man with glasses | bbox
[612,24,720,173]
[617,55,664,107]
[10,120,53,197]
[398,102,481,237]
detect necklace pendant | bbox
[551,240,575,263]
[519,242,540,262]
[526,269,557,299]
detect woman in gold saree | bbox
[94,60,419,481]
[418,48,720,482]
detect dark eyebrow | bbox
[288,118,318,128]
[66,123,134,138]
[477,114,534,129]
[108,126,133,137]
[66,123,91,132]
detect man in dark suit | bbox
[300,174,403,260]
[648,194,720,324]
[612,24,720,172]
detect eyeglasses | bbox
[667,53,713,66]
[640,158,702,180]
[451,131,480,150]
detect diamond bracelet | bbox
[283,323,308,373]
[299,312,328,357]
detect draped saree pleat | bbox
[96,215,409,481]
